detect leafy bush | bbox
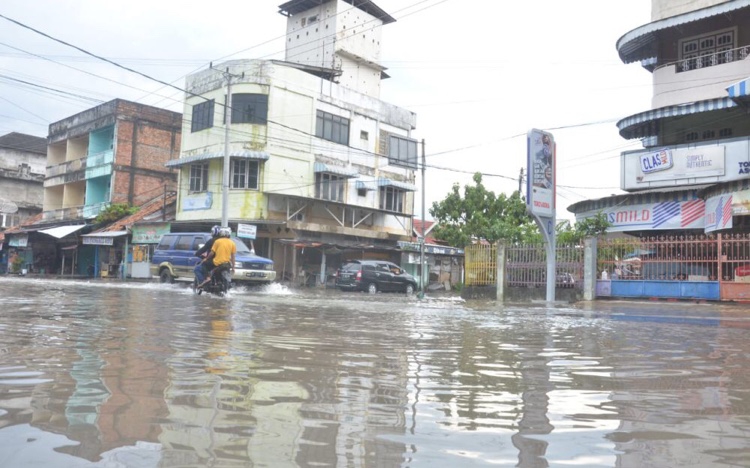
[94,204,138,225]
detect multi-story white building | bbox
[169,0,418,283]
[0,132,46,229]
[569,0,750,235]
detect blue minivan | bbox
[151,232,276,285]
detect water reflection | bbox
[0,277,750,466]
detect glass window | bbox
[379,186,405,212]
[175,235,193,251]
[191,99,214,132]
[189,163,209,193]
[231,94,268,125]
[315,173,345,202]
[388,135,418,168]
[316,110,350,145]
[230,158,260,190]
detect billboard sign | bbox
[526,129,555,219]
[640,148,673,174]
[576,199,705,232]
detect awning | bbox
[377,177,417,192]
[617,97,737,139]
[165,150,270,167]
[313,161,359,178]
[38,225,87,239]
[81,231,128,238]
[355,180,378,191]
[617,0,750,64]
[727,77,750,102]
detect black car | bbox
[335,260,418,295]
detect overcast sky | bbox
[0,0,653,221]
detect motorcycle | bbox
[193,267,232,296]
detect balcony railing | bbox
[46,158,85,179]
[41,202,109,222]
[666,45,750,73]
[86,149,113,169]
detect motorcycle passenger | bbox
[194,225,220,286]
[198,227,236,288]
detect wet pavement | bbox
[0,276,749,467]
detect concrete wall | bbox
[651,0,729,21]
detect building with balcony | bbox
[569,0,750,235]
[168,0,418,284]
[44,99,182,223]
[3,99,182,276]
[0,132,46,229]
[567,0,750,301]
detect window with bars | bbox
[379,186,405,212]
[315,173,345,201]
[191,99,214,132]
[189,163,209,193]
[316,110,350,145]
[230,159,260,190]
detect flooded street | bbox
[1,277,750,467]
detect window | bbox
[231,94,268,125]
[685,132,699,142]
[388,135,418,168]
[679,29,735,72]
[1,213,18,228]
[720,128,733,138]
[175,235,194,251]
[316,110,350,145]
[379,186,405,212]
[191,99,214,132]
[702,130,715,139]
[189,163,209,192]
[230,159,259,190]
[315,173,345,202]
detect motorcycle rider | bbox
[198,227,236,289]
[194,225,220,286]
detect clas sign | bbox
[640,148,673,174]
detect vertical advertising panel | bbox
[527,129,555,218]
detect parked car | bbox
[151,232,276,285]
[334,260,417,295]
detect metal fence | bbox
[506,243,584,290]
[597,233,750,283]
[464,243,584,289]
[464,243,496,286]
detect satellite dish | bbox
[0,198,18,214]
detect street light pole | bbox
[221,68,232,229]
[419,139,426,299]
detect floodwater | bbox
[0,278,750,467]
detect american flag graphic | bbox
[653,201,680,227]
[681,199,704,227]
[713,196,724,229]
[722,195,733,227]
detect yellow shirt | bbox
[211,238,236,266]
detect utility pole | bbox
[419,139,426,299]
[518,167,524,195]
[211,64,243,229]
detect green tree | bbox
[556,212,610,244]
[429,173,540,247]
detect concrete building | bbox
[0,132,46,229]
[168,0,418,284]
[3,99,182,276]
[568,0,750,235]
